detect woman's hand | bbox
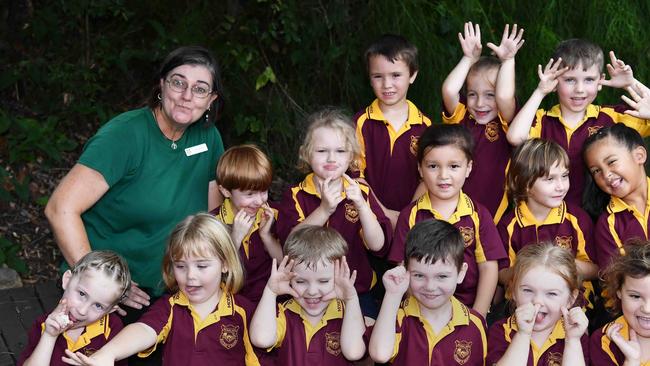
[116,282,150,315]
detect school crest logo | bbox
[547,352,562,366]
[459,226,474,247]
[345,202,359,223]
[325,332,341,356]
[453,339,472,364]
[588,125,603,136]
[484,121,500,142]
[83,348,97,357]
[554,235,573,251]
[410,135,419,156]
[219,324,239,349]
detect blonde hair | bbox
[217,144,273,191]
[162,213,244,294]
[297,108,361,173]
[284,225,348,270]
[71,250,131,305]
[506,243,580,305]
[507,138,570,204]
[602,240,650,314]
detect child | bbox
[486,243,589,365]
[583,124,650,269]
[370,219,487,365]
[276,108,392,317]
[213,144,283,303]
[388,124,506,317]
[508,39,650,207]
[590,241,650,365]
[63,214,261,366]
[497,138,598,296]
[19,250,131,366]
[442,22,523,222]
[354,34,432,227]
[250,225,367,365]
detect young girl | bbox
[486,243,589,365]
[276,108,392,318]
[63,214,261,366]
[19,250,131,366]
[582,124,649,269]
[590,241,650,365]
[441,22,524,222]
[387,124,507,317]
[213,144,283,303]
[497,139,598,304]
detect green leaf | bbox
[255,66,277,91]
[7,256,27,274]
[35,196,50,206]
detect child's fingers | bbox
[342,173,357,185]
[475,23,481,39]
[485,42,497,53]
[502,23,510,39]
[621,95,638,108]
[624,109,641,118]
[609,50,618,65]
[626,86,642,101]
[629,328,638,342]
[560,306,569,321]
[349,269,357,285]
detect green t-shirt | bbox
[78,107,223,295]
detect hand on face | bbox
[45,299,74,336]
[319,177,345,215]
[561,306,588,340]
[606,322,641,363]
[232,209,256,244]
[259,203,275,237]
[322,257,358,302]
[382,265,410,297]
[266,256,299,297]
[515,302,541,335]
[537,58,569,95]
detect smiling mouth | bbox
[535,311,547,323]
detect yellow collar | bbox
[61,314,111,352]
[515,201,566,227]
[402,295,470,328]
[608,177,650,214]
[299,173,352,198]
[284,298,344,323]
[418,191,474,222]
[170,289,236,332]
[368,99,427,126]
[548,104,600,127]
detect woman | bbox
[45,46,225,311]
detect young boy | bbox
[18,251,131,366]
[354,34,431,227]
[507,39,650,206]
[250,225,367,365]
[369,219,487,365]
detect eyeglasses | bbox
[165,77,213,99]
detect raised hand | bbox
[259,203,275,237]
[343,174,365,209]
[266,256,299,297]
[382,266,410,297]
[514,302,540,335]
[606,322,641,364]
[324,256,358,302]
[44,299,73,336]
[486,24,525,61]
[561,306,588,340]
[318,177,344,215]
[601,51,635,89]
[459,21,482,62]
[231,209,255,245]
[622,82,650,119]
[536,58,568,95]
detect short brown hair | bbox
[365,34,418,75]
[284,225,348,270]
[405,219,465,271]
[507,138,569,204]
[417,124,474,163]
[602,240,650,314]
[467,56,501,89]
[71,250,131,305]
[217,144,273,191]
[162,214,244,294]
[297,108,361,173]
[552,39,604,72]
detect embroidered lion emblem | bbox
[588,125,603,136]
[554,235,573,251]
[219,324,239,349]
[410,135,419,156]
[459,226,474,247]
[344,202,359,223]
[547,351,562,366]
[325,332,341,356]
[484,121,499,142]
[453,339,472,365]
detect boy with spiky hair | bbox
[508,39,650,206]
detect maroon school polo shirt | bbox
[529,104,650,206]
[354,99,431,211]
[589,316,638,366]
[443,100,511,220]
[389,295,487,366]
[213,198,275,304]
[486,315,590,366]
[594,178,650,269]
[18,313,126,366]
[272,298,363,366]
[388,191,507,307]
[276,173,392,294]
[138,291,261,366]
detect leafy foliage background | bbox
[1,0,650,273]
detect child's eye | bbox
[198,265,208,269]
[522,288,532,293]
[565,78,575,83]
[486,93,495,98]
[451,164,461,169]
[413,273,424,279]
[467,92,476,97]
[437,275,448,280]
[547,292,558,297]
[174,264,185,269]
[628,293,641,299]
[318,279,330,284]
[427,164,437,169]
[607,159,617,166]
[336,149,347,153]
[94,303,105,311]
[562,173,569,178]
[295,279,305,284]
[590,167,601,175]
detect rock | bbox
[0,265,23,289]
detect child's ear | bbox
[61,270,73,290]
[417,163,423,179]
[465,160,473,178]
[456,262,469,284]
[598,73,605,91]
[218,185,232,198]
[568,289,579,307]
[409,70,419,84]
[632,145,647,165]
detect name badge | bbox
[185,143,208,156]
